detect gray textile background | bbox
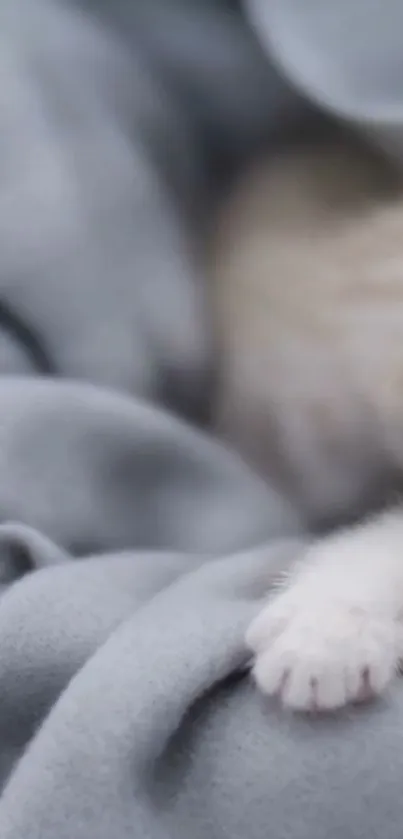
[1,0,403,837]
[247,0,403,163]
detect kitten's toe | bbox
[248,598,402,712]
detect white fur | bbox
[247,509,403,710]
[211,137,403,711]
[212,139,403,526]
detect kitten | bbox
[212,134,403,711]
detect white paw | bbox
[247,588,403,711]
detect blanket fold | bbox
[2,1,403,837]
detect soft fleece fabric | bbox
[1,1,403,837]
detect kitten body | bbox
[212,137,403,710]
[214,137,403,526]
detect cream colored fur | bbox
[212,136,403,710]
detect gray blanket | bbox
[2,1,403,837]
